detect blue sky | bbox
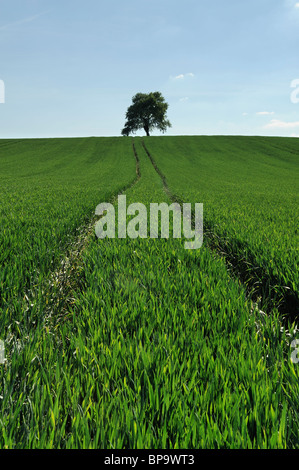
[0,0,299,138]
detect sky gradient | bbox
[1,0,299,138]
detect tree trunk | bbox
[144,123,150,136]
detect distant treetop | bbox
[121,92,172,137]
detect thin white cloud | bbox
[0,10,50,32]
[295,2,299,8]
[171,73,195,80]
[179,97,189,102]
[242,112,248,116]
[257,111,275,115]
[265,119,299,129]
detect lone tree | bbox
[122,92,171,137]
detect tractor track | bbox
[38,139,141,324]
[141,138,298,324]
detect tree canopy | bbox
[121,92,172,137]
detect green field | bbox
[0,136,298,448]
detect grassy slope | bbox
[0,137,136,446]
[0,137,136,308]
[40,137,299,449]
[0,136,298,448]
[145,136,299,316]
